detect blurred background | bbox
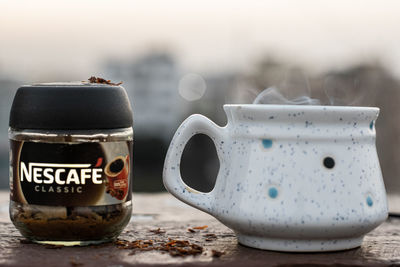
[1,0,400,205]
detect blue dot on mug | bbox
[369,121,374,130]
[268,187,278,199]
[262,139,273,149]
[366,196,373,207]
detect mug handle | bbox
[163,114,227,214]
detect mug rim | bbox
[223,104,379,113]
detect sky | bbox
[0,0,400,80]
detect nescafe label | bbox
[10,140,132,206]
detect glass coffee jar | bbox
[9,83,133,245]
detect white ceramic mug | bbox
[163,104,388,252]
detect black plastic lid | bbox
[9,82,133,130]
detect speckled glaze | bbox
[163,104,388,252]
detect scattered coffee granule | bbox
[163,239,203,257]
[211,249,225,258]
[192,225,208,230]
[188,225,209,232]
[149,228,166,234]
[115,238,204,257]
[115,239,143,249]
[87,76,122,86]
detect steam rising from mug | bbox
[245,67,369,106]
[251,68,321,105]
[253,87,321,105]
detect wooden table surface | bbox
[0,191,399,267]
